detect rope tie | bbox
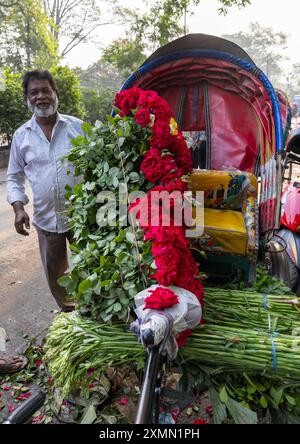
[263,293,277,370]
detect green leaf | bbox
[78,279,92,294]
[225,397,257,424]
[209,387,227,425]
[219,386,229,403]
[100,280,111,288]
[117,128,124,137]
[285,394,297,406]
[124,122,132,137]
[118,137,125,147]
[113,176,119,188]
[114,303,122,312]
[270,387,283,406]
[85,182,96,191]
[129,172,140,182]
[57,275,70,287]
[247,386,256,395]
[109,167,120,177]
[260,395,268,409]
[82,122,93,136]
[80,404,97,424]
[126,232,135,244]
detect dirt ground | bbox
[0,167,57,354]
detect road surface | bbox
[0,167,56,353]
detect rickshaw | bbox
[266,125,300,294]
[3,34,287,426]
[121,33,285,285]
[116,33,287,423]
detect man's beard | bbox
[27,95,59,118]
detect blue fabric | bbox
[121,49,283,153]
[270,334,277,370]
[262,293,277,370]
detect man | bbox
[7,70,84,311]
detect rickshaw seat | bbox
[188,170,258,258]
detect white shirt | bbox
[7,113,84,233]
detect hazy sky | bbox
[64,0,300,73]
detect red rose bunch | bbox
[115,87,204,347]
[176,329,193,348]
[144,287,179,310]
[114,87,141,116]
[134,108,151,127]
[140,148,177,183]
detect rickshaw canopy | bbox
[121,33,285,233]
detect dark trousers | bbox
[36,227,75,310]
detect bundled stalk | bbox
[204,288,300,334]
[181,324,300,382]
[44,312,145,397]
[45,307,300,397]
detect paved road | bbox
[0,168,56,353]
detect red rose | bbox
[151,246,182,286]
[148,96,173,120]
[35,359,43,367]
[176,329,193,348]
[175,146,193,174]
[206,405,213,415]
[141,149,177,183]
[159,169,186,185]
[32,414,46,424]
[129,195,152,229]
[144,287,179,310]
[151,120,174,150]
[183,279,204,305]
[114,87,142,115]
[152,180,189,194]
[145,227,189,249]
[134,108,151,127]
[193,419,208,424]
[137,90,158,108]
[16,392,31,401]
[147,187,186,226]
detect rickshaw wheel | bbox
[265,240,299,291]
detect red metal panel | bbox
[280,183,300,233]
[208,84,259,172]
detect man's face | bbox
[26,79,58,118]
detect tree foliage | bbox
[80,88,115,125]
[101,39,146,81]
[118,0,251,49]
[42,0,113,57]
[50,66,85,119]
[75,62,123,124]
[0,0,58,72]
[0,66,84,143]
[222,23,288,84]
[290,64,300,96]
[0,70,30,144]
[76,62,123,92]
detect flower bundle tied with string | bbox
[114,87,204,353]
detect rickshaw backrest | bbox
[190,170,258,211]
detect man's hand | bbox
[15,210,30,236]
[12,202,30,236]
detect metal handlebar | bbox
[135,346,162,424]
[3,388,46,424]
